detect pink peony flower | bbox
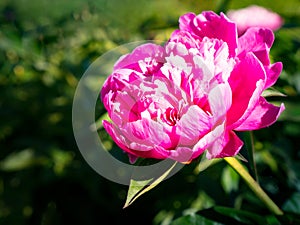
[101,11,285,162]
[227,5,283,36]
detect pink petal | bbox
[167,147,194,163]
[193,11,238,57]
[114,43,165,70]
[238,27,274,65]
[102,120,134,154]
[227,52,266,129]
[227,5,283,36]
[264,62,283,89]
[122,119,172,150]
[128,147,170,160]
[103,120,175,160]
[207,130,243,159]
[103,120,155,162]
[100,69,140,103]
[176,105,212,146]
[169,30,201,50]
[192,122,225,159]
[235,97,285,131]
[179,12,197,31]
[208,83,232,124]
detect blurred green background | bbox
[0,0,300,224]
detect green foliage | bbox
[124,161,178,208]
[170,214,223,225]
[1,0,300,224]
[282,193,300,214]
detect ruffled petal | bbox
[193,12,238,57]
[238,27,274,65]
[227,52,266,129]
[208,82,232,124]
[114,43,165,70]
[122,119,172,150]
[167,146,194,163]
[176,105,212,146]
[207,130,243,159]
[193,122,225,159]
[235,97,285,131]
[264,62,283,89]
[102,120,134,154]
[179,12,197,31]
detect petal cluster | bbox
[101,11,284,162]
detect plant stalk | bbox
[224,157,283,215]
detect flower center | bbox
[163,107,180,126]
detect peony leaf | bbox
[170,214,223,225]
[123,178,153,208]
[221,165,240,193]
[197,206,268,224]
[123,161,178,208]
[262,87,286,98]
[214,206,267,224]
[194,152,222,174]
[282,192,300,213]
[95,112,111,130]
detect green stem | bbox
[224,157,283,215]
[244,131,258,181]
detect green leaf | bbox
[170,214,223,225]
[198,206,268,225]
[265,215,281,225]
[221,165,240,194]
[123,161,178,208]
[282,192,300,213]
[278,101,300,122]
[276,212,300,224]
[261,87,286,98]
[123,178,153,208]
[214,206,267,225]
[194,151,222,174]
[95,112,111,130]
[0,149,46,171]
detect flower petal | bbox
[235,97,285,131]
[193,11,238,57]
[207,130,243,159]
[208,82,232,123]
[167,146,194,163]
[227,52,266,129]
[176,105,212,146]
[193,122,225,159]
[238,27,274,65]
[114,43,165,70]
[179,12,197,31]
[264,62,283,89]
[102,120,133,153]
[122,119,172,151]
[227,5,283,36]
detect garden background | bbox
[1,0,300,224]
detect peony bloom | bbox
[101,11,285,162]
[227,5,283,36]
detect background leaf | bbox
[124,161,178,208]
[170,214,223,225]
[197,206,268,225]
[282,192,300,213]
